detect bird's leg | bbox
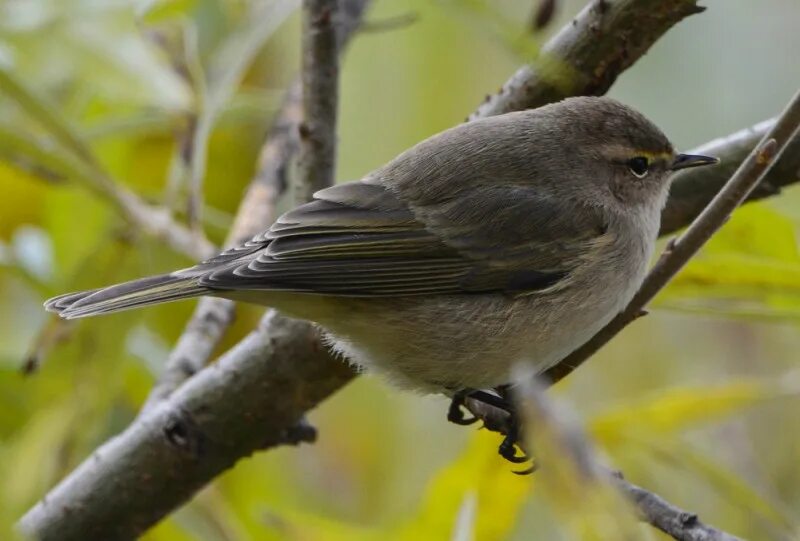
[493,386,531,465]
[447,388,479,425]
[453,387,533,468]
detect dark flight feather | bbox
[197,181,599,296]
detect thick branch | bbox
[18,313,354,540]
[470,0,706,119]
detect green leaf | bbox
[437,0,541,59]
[0,124,118,199]
[163,0,297,218]
[136,0,199,23]
[0,65,100,168]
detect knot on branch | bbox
[282,417,318,446]
[163,409,206,458]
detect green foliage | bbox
[588,379,800,537]
[662,204,800,320]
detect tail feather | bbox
[45,273,208,319]
[45,289,104,313]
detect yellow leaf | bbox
[136,0,199,23]
[647,439,797,533]
[700,204,798,260]
[0,161,48,238]
[393,430,531,541]
[519,389,642,541]
[257,507,377,541]
[659,204,800,317]
[141,518,197,541]
[589,381,770,449]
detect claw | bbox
[499,441,530,463]
[499,427,530,464]
[512,463,538,476]
[493,387,534,469]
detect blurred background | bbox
[0,0,799,539]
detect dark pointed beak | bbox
[670,153,720,171]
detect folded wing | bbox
[190,180,604,297]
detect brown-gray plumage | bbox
[46,96,717,393]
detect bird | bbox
[45,96,718,463]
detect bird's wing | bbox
[191,180,607,297]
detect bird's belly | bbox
[244,249,647,394]
[315,280,636,393]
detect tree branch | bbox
[142,0,368,411]
[613,474,744,541]
[515,374,744,541]
[20,0,800,537]
[140,82,302,413]
[0,65,215,262]
[18,312,354,540]
[296,0,340,204]
[470,0,706,119]
[661,118,800,235]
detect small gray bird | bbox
[46,97,716,461]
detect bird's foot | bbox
[448,386,535,473]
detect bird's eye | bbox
[627,156,649,178]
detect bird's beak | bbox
[670,153,720,171]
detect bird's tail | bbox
[44,273,208,319]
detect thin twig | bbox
[141,0,366,409]
[186,0,300,229]
[178,22,207,232]
[661,117,800,235]
[0,65,215,261]
[296,0,340,204]
[515,373,745,541]
[543,88,800,385]
[613,474,745,541]
[140,83,303,412]
[0,66,100,167]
